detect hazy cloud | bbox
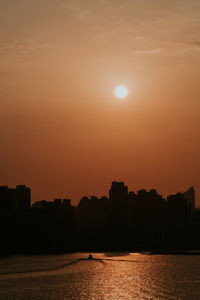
[0,40,48,57]
[134,48,165,55]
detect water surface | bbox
[0,253,200,299]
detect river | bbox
[0,253,200,299]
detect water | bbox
[0,253,200,299]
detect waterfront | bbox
[0,253,200,299]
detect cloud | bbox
[63,1,91,22]
[0,40,48,57]
[0,45,28,56]
[134,48,165,55]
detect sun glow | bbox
[115,85,128,99]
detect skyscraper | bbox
[109,181,129,227]
[0,185,31,211]
[183,186,195,213]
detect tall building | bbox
[166,193,188,221]
[0,185,31,212]
[63,199,71,208]
[0,186,13,211]
[109,181,129,226]
[14,185,31,210]
[183,186,195,212]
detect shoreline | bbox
[1,249,200,257]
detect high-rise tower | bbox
[109,181,129,226]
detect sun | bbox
[115,85,128,99]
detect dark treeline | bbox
[0,182,200,255]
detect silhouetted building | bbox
[32,198,72,210]
[76,195,109,229]
[130,189,165,224]
[14,185,31,210]
[0,186,13,211]
[63,199,71,208]
[167,188,195,223]
[54,198,62,207]
[183,186,195,213]
[128,188,166,242]
[166,193,188,222]
[109,181,129,227]
[0,185,31,212]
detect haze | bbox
[0,0,200,205]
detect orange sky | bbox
[0,0,200,205]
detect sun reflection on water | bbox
[0,253,200,299]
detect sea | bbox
[0,252,200,300]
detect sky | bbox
[0,0,200,205]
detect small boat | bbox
[88,254,93,260]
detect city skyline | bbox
[0,181,198,255]
[0,181,196,209]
